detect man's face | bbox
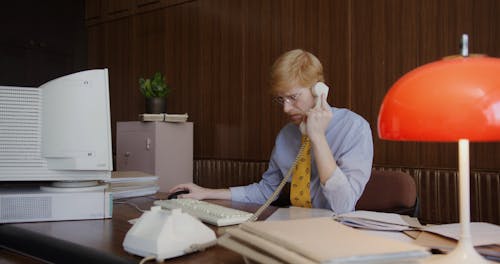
[274,86,315,125]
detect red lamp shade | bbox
[378,56,500,142]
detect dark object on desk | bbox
[0,225,136,264]
[356,170,419,217]
[167,189,190,199]
[270,182,291,207]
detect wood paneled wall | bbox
[1,1,86,87]
[86,0,500,171]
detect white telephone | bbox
[299,82,330,134]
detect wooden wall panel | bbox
[351,0,420,166]
[317,0,351,109]
[243,0,274,161]
[133,9,166,117]
[85,0,103,23]
[104,0,134,19]
[163,2,203,158]
[413,0,470,169]
[105,18,133,151]
[468,0,500,170]
[240,0,350,160]
[174,0,247,160]
[86,0,500,174]
[87,25,106,70]
[84,0,500,224]
[201,0,245,160]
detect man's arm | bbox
[307,94,336,185]
[230,147,287,204]
[321,120,374,214]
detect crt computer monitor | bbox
[0,69,112,181]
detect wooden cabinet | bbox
[116,121,193,191]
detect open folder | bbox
[218,217,430,264]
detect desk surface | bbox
[0,194,277,264]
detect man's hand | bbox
[306,93,332,141]
[167,183,231,200]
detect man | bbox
[169,49,373,214]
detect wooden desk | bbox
[0,194,277,264]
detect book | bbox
[108,171,159,183]
[111,185,159,199]
[164,113,188,122]
[107,171,159,199]
[139,113,164,122]
[139,113,189,123]
[220,217,430,264]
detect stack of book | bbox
[219,217,430,263]
[106,171,159,199]
[139,113,189,122]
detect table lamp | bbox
[378,34,500,263]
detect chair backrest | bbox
[355,170,418,216]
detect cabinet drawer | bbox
[116,130,155,174]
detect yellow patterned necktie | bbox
[290,135,312,208]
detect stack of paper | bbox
[333,210,423,231]
[219,217,430,263]
[106,171,159,199]
[139,113,189,123]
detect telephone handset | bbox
[299,82,330,134]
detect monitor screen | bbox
[0,69,112,181]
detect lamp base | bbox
[424,240,488,264]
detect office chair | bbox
[355,170,419,217]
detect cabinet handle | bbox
[125,151,131,157]
[146,137,151,150]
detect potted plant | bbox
[139,72,171,114]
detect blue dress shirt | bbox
[230,107,374,214]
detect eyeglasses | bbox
[272,92,302,105]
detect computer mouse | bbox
[167,189,190,200]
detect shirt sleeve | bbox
[230,148,284,204]
[321,119,373,214]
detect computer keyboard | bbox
[153,199,254,227]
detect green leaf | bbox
[138,72,171,98]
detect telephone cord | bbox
[249,140,307,221]
[187,141,308,254]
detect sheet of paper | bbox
[333,210,422,231]
[423,222,500,246]
[337,217,412,231]
[265,206,334,221]
[338,210,421,227]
